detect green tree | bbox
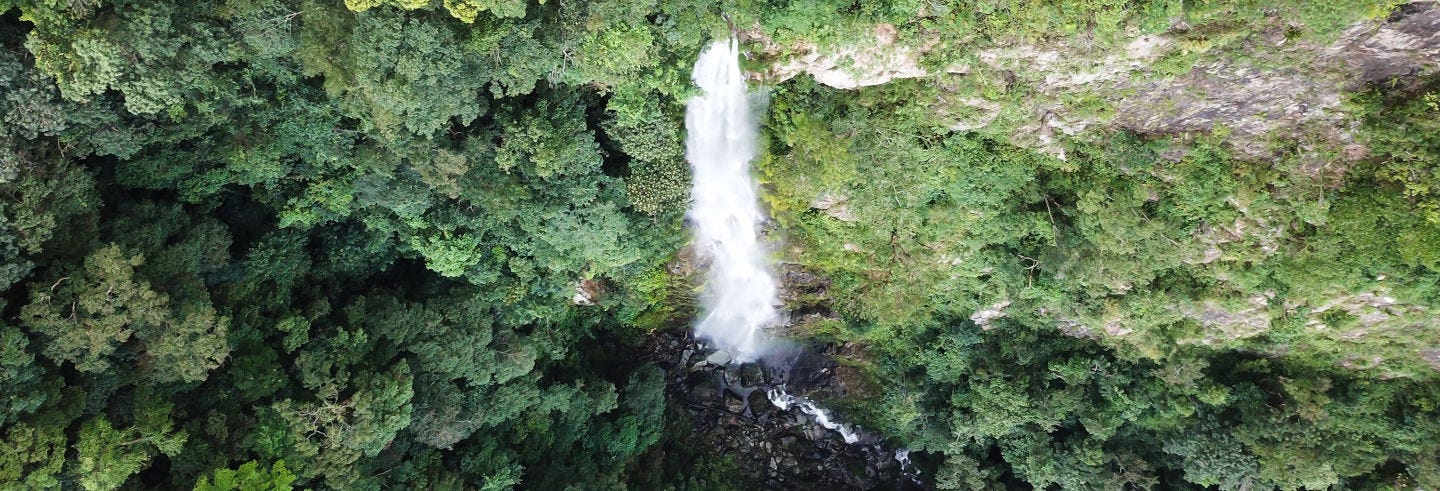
[21,245,228,384]
[194,461,296,491]
[0,325,49,424]
[0,417,67,489]
[70,417,153,491]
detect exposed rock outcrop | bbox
[810,192,857,222]
[755,2,1440,162]
[970,300,1011,330]
[1055,288,1440,375]
[1328,1,1440,89]
[1188,294,1275,345]
[756,24,931,89]
[571,278,603,306]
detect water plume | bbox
[685,38,777,362]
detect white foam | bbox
[766,389,860,444]
[686,39,777,363]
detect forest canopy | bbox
[2,0,1439,489]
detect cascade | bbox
[685,36,875,452]
[767,389,860,443]
[685,38,777,362]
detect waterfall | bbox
[686,38,777,363]
[684,37,879,452]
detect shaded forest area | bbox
[3,0,1440,489]
[1,0,708,488]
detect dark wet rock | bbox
[745,389,774,416]
[687,386,720,403]
[723,362,745,386]
[782,345,840,393]
[725,389,748,413]
[784,269,825,289]
[668,243,706,277]
[779,264,834,311]
[740,363,767,386]
[643,328,928,490]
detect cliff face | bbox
[1113,2,1440,159]
[752,23,931,90]
[755,2,1440,163]
[752,2,1440,378]
[1332,2,1440,89]
[715,3,1440,487]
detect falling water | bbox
[685,37,880,455]
[686,38,777,362]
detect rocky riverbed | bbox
[642,328,927,489]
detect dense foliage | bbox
[762,66,1440,490]
[0,0,715,488]
[2,0,1438,489]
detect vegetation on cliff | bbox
[1,0,1438,489]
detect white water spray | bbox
[767,389,861,444]
[896,448,919,476]
[686,39,777,362]
[685,37,876,452]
